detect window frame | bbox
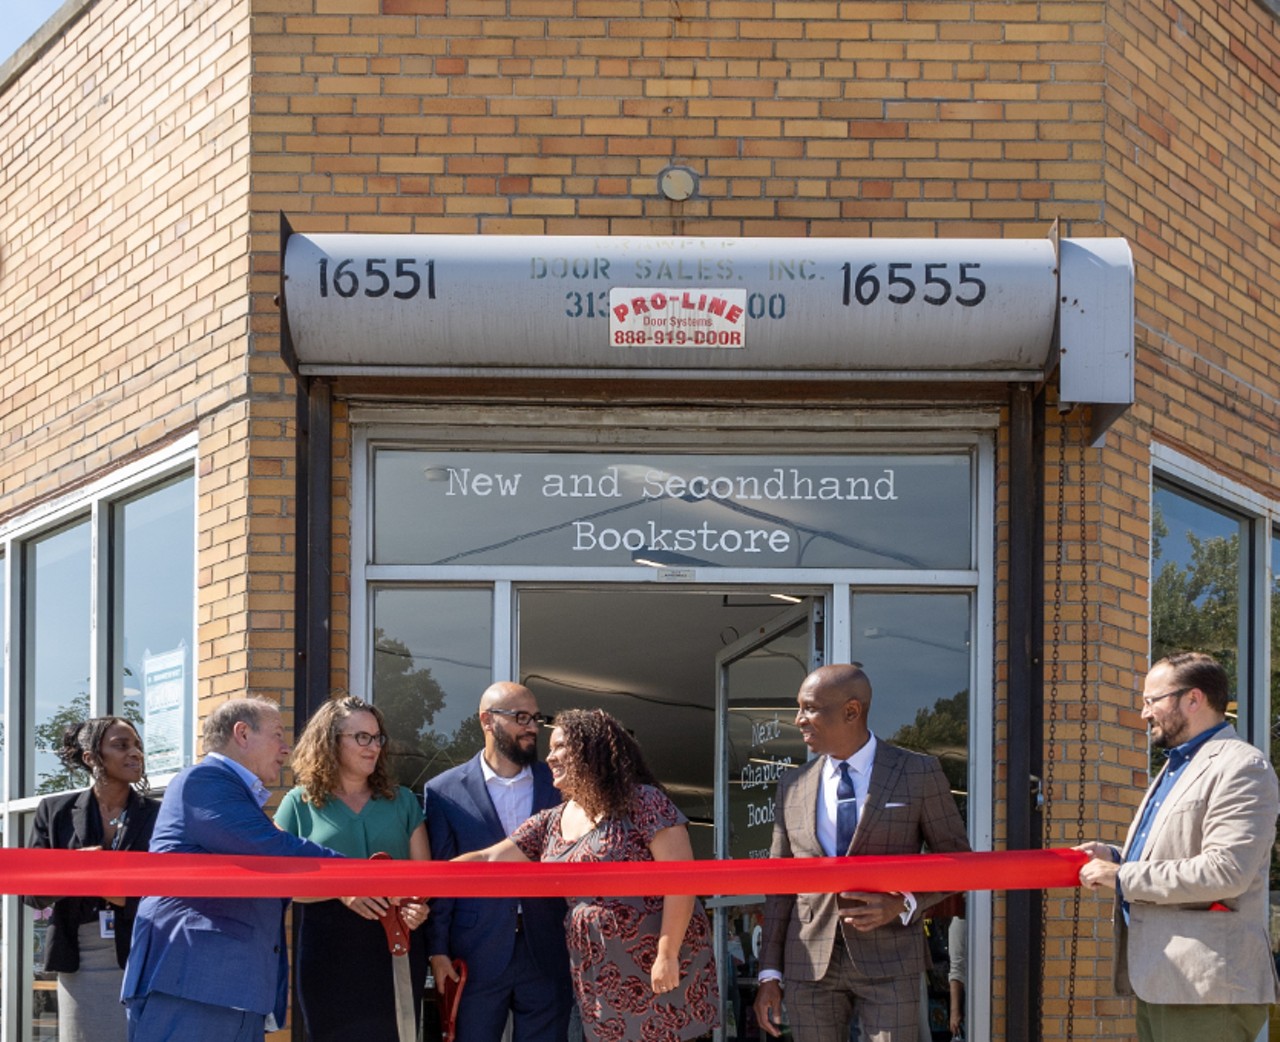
[1150,442,1276,746]
[0,437,197,814]
[0,435,198,1042]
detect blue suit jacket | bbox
[424,754,570,985]
[121,757,341,1025]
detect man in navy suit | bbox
[425,682,573,1042]
[122,697,342,1042]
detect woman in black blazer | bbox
[25,717,160,1042]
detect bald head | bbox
[804,664,872,709]
[794,663,873,760]
[479,681,535,713]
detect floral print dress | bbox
[512,785,720,1042]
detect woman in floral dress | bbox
[456,708,719,1042]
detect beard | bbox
[1150,711,1187,749]
[494,724,538,767]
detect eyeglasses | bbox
[488,709,548,728]
[1141,687,1190,709]
[338,731,388,747]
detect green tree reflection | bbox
[34,692,144,795]
[373,629,485,790]
[891,689,969,822]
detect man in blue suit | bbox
[425,682,573,1042]
[122,697,342,1042]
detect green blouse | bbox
[274,785,425,860]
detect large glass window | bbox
[373,449,974,570]
[23,522,92,797]
[1,454,196,1042]
[112,474,196,774]
[851,591,971,1040]
[1149,463,1278,1041]
[369,587,493,791]
[1151,482,1247,701]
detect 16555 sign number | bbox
[841,261,986,308]
[317,258,437,300]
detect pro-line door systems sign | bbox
[280,229,1133,409]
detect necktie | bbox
[836,761,858,855]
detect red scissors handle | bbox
[369,852,411,956]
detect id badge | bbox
[99,909,115,940]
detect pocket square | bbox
[884,802,909,808]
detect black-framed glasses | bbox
[1141,687,1190,710]
[338,731,388,747]
[488,709,549,728]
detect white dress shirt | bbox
[479,755,535,836]
[817,734,877,857]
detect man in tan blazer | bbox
[1078,651,1280,1042]
[753,663,970,1042]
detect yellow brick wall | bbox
[0,0,307,730]
[248,3,1118,1036]
[4,0,1278,1037]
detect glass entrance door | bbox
[712,601,822,1042]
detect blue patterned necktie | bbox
[836,761,858,855]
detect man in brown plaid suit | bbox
[753,663,970,1042]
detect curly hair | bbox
[58,717,150,795]
[291,696,397,807]
[553,708,663,821]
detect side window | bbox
[1151,482,1247,710]
[22,521,92,797]
[1,457,196,1042]
[111,474,196,775]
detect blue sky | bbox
[1,0,67,68]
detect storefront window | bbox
[370,587,493,791]
[850,590,971,1040]
[373,450,973,570]
[22,521,92,797]
[1151,483,1246,708]
[112,474,196,774]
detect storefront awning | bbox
[280,226,1132,424]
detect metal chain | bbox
[1065,412,1091,1041]
[1040,409,1067,1035]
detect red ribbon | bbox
[2,848,1085,898]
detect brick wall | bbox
[0,0,308,725]
[248,3,1118,1035]
[4,0,1277,1037]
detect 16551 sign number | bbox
[318,258,437,300]
[840,261,986,308]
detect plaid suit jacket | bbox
[759,739,970,983]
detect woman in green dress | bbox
[276,696,430,1042]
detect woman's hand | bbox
[650,951,681,995]
[396,899,430,930]
[341,895,392,920]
